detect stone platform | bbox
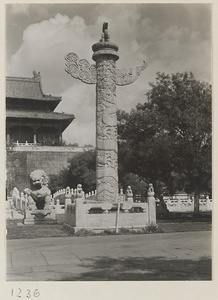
[65,199,156,233]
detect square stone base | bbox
[65,210,150,233]
[23,208,56,225]
[65,200,156,233]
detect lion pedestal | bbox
[23,209,56,225]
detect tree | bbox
[49,149,96,194]
[120,173,148,202]
[118,72,212,213]
[50,147,147,198]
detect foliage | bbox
[119,173,148,201]
[50,149,96,194]
[51,150,147,197]
[118,72,212,212]
[49,172,70,194]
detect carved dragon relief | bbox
[97,176,118,202]
[97,108,117,141]
[96,58,117,144]
[65,53,147,86]
[97,150,118,170]
[97,122,117,141]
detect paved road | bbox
[7,231,211,281]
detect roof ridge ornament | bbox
[32,71,41,81]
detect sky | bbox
[6,3,212,146]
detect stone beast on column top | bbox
[92,22,119,62]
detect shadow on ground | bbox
[60,256,211,281]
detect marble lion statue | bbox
[24,170,51,210]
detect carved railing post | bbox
[147,183,156,225]
[65,186,72,212]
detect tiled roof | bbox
[6,72,61,102]
[6,109,75,121]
